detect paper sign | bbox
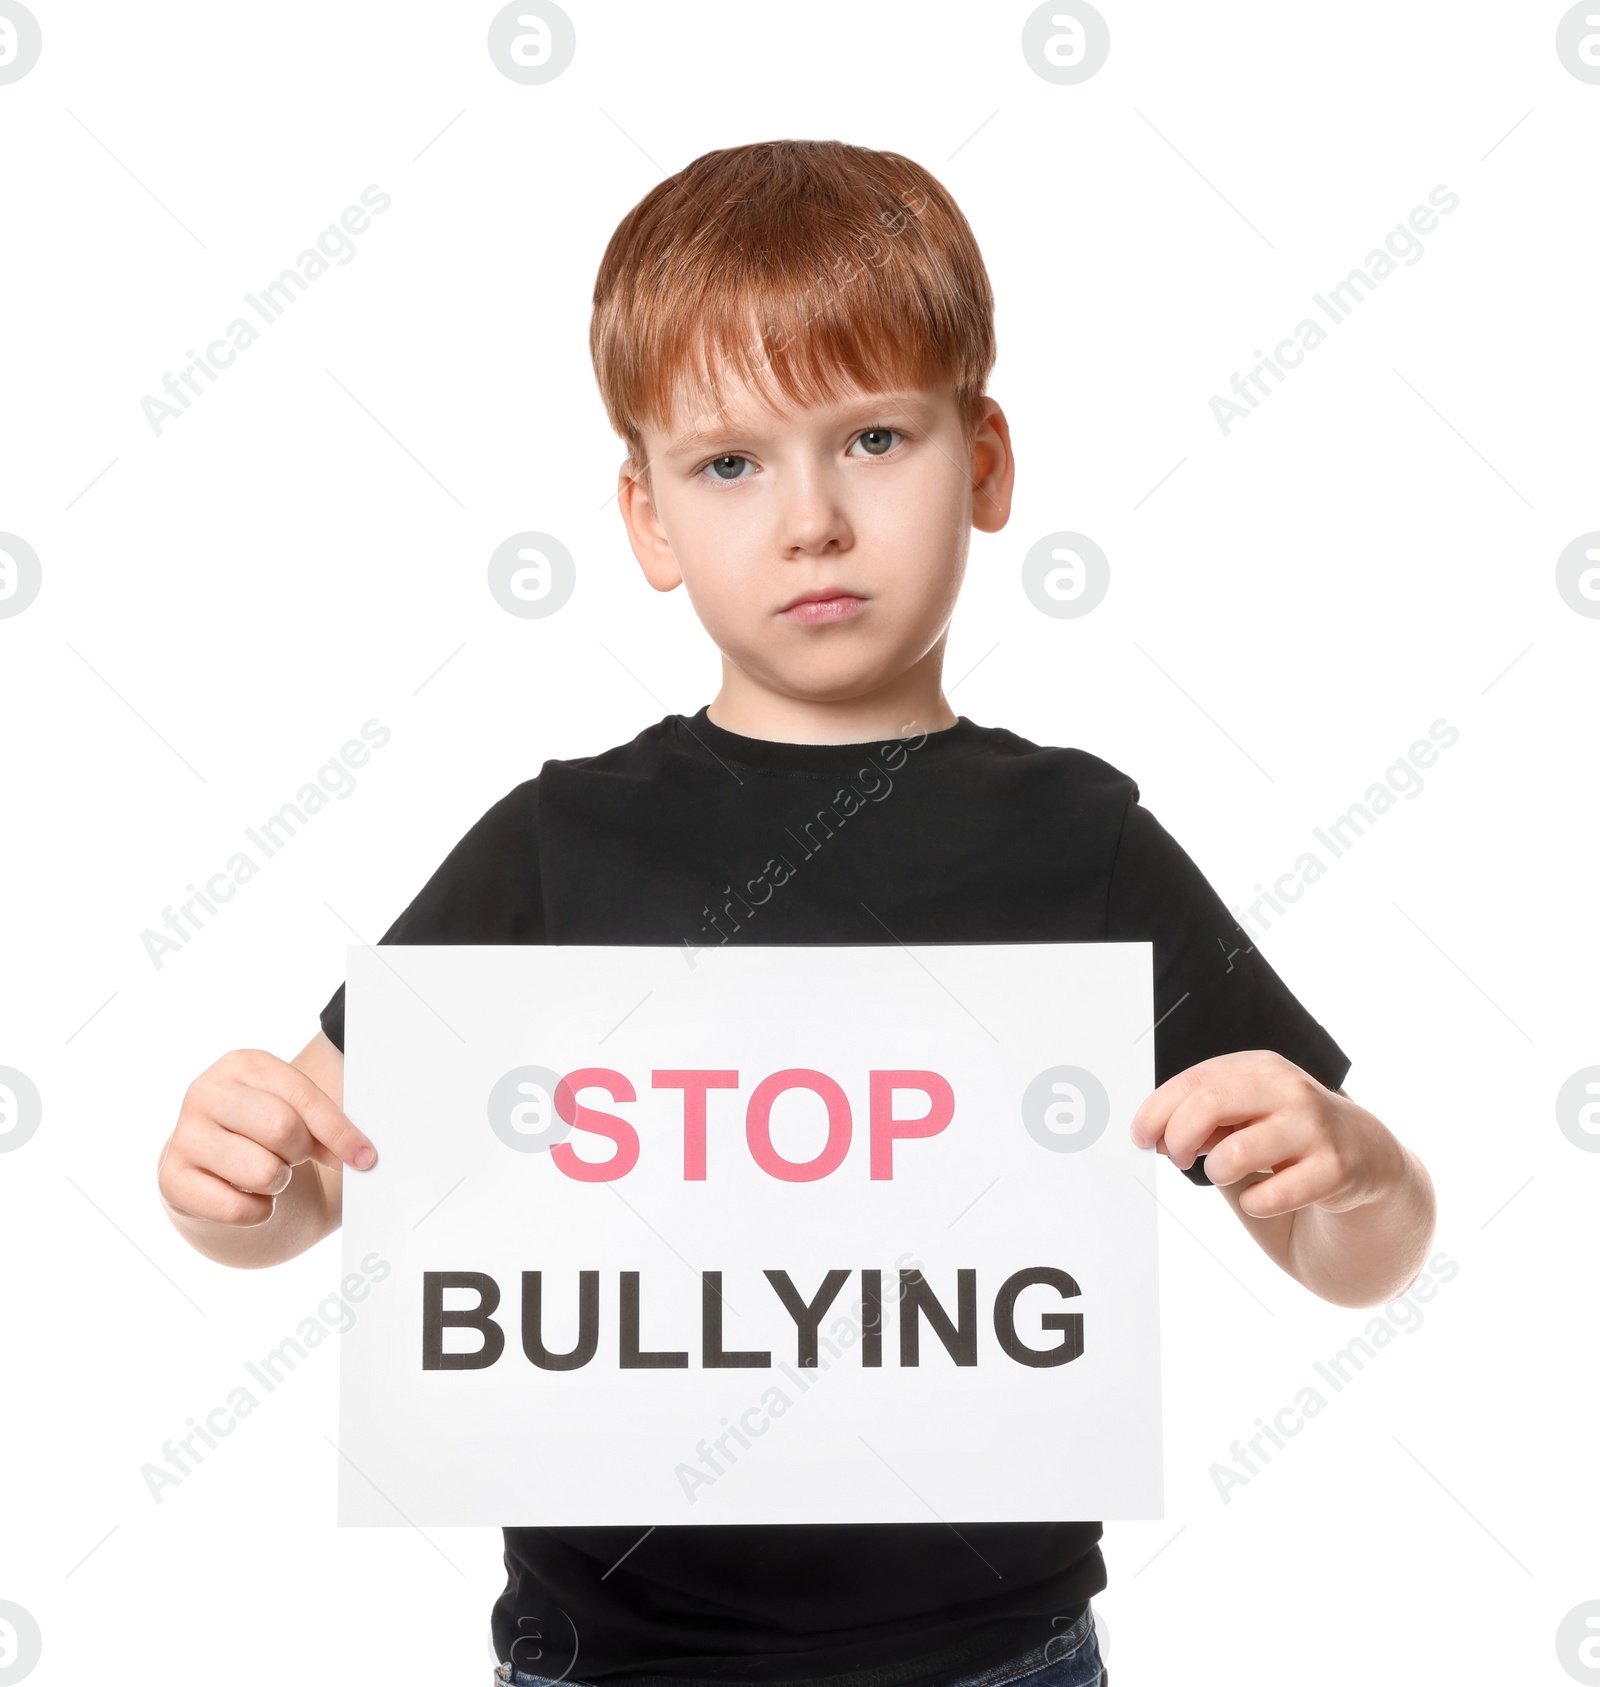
[338,942,1161,1525]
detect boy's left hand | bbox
[1129,1050,1404,1218]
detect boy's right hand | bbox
[158,1047,375,1228]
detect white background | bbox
[0,2,1595,1683]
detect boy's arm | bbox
[1131,1053,1436,1309]
[157,1031,369,1270]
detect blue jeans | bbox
[493,1606,1106,1687]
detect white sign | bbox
[338,942,1161,1526]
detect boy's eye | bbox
[696,430,902,480]
[702,454,752,482]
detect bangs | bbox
[591,140,995,464]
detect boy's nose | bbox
[776,469,852,556]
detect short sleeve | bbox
[317,779,544,1052]
[1105,795,1351,1186]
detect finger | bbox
[194,1120,294,1196]
[206,1079,323,1167]
[230,1054,376,1170]
[1151,1120,1238,1161]
[162,1163,276,1227]
[1158,1083,1273,1171]
[1130,1052,1278,1150]
[258,1058,374,1170]
[1236,1159,1334,1220]
[1200,1116,1311,1186]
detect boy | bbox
[157,140,1436,1687]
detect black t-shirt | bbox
[319,708,1350,1687]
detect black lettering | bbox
[899,1269,977,1366]
[521,1270,599,1370]
[422,1270,505,1370]
[860,1269,883,1367]
[703,1271,771,1367]
[764,1269,851,1367]
[620,1271,688,1368]
[993,1267,1083,1366]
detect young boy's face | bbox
[618,369,1013,711]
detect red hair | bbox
[590,139,996,474]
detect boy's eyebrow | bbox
[657,423,750,460]
[659,392,938,458]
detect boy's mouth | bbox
[779,588,867,625]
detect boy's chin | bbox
[740,663,901,707]
[728,636,927,701]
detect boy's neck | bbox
[706,654,958,745]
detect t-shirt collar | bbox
[670,705,985,775]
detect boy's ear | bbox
[616,458,683,593]
[969,399,1015,535]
